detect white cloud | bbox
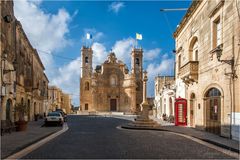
[14,0,80,104]
[51,57,81,105]
[108,2,125,14]
[14,0,71,69]
[92,42,108,67]
[112,37,135,67]
[144,48,161,61]
[146,57,174,97]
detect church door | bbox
[110,99,117,111]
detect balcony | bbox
[179,61,199,84]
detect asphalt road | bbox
[23,115,235,159]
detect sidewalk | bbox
[1,119,62,159]
[150,116,240,153]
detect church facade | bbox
[80,46,143,113]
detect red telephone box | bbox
[175,97,187,126]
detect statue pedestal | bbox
[125,102,159,129]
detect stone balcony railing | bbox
[179,61,199,84]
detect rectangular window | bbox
[216,19,221,46]
[212,18,221,48]
[178,54,181,71]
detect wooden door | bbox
[110,99,117,111]
[206,97,221,134]
[190,100,194,127]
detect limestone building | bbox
[174,0,240,140]
[80,46,143,113]
[61,93,72,114]
[48,86,62,111]
[154,76,175,119]
[0,0,16,122]
[48,85,71,113]
[1,0,50,122]
[15,20,49,120]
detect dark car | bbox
[55,109,67,122]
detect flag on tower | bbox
[86,33,92,40]
[136,33,142,40]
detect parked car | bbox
[45,112,64,126]
[55,109,67,122]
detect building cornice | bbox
[173,0,203,38]
[208,0,225,18]
[33,49,45,70]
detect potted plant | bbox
[15,102,29,131]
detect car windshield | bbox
[47,113,60,117]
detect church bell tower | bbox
[81,46,93,78]
[131,48,143,112]
[131,48,143,80]
[80,46,93,112]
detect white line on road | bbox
[5,123,69,160]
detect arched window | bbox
[189,37,198,61]
[190,93,196,99]
[85,57,89,63]
[85,82,90,90]
[205,88,221,97]
[6,99,12,121]
[136,58,140,65]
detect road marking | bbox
[118,126,239,159]
[5,123,69,160]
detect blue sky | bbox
[14,0,191,106]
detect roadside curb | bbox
[121,124,240,154]
[2,129,59,159]
[5,123,69,159]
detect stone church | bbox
[80,46,143,113]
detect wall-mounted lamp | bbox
[215,44,234,66]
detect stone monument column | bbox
[123,70,159,129]
[140,71,150,119]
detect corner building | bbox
[80,46,143,113]
[174,0,240,140]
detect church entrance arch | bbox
[110,99,117,111]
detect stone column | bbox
[140,71,150,119]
